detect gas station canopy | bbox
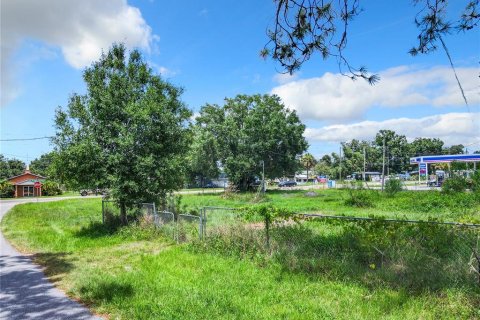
[410,154,480,164]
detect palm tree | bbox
[300,153,317,184]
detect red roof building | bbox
[7,166,46,197]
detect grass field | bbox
[2,191,480,319]
[180,189,480,222]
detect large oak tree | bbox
[195,94,308,191]
[53,44,191,223]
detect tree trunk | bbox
[120,201,128,225]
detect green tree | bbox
[186,126,220,187]
[329,152,343,179]
[0,180,15,197]
[315,155,336,178]
[443,144,465,155]
[30,152,56,178]
[0,155,25,180]
[53,44,191,224]
[409,138,444,156]
[300,153,317,181]
[320,154,332,166]
[375,130,409,174]
[196,94,307,190]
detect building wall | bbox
[14,185,42,197]
[8,173,43,184]
[8,172,45,197]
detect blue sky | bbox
[1,0,479,164]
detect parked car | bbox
[278,180,297,188]
[80,188,108,196]
[204,182,219,188]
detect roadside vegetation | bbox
[2,191,479,319]
[180,188,480,222]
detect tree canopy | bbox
[185,126,220,187]
[53,44,191,222]
[0,155,25,180]
[30,152,56,179]
[195,94,308,190]
[300,153,317,180]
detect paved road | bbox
[0,197,101,320]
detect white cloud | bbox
[148,62,177,77]
[272,72,298,84]
[1,0,155,106]
[305,112,480,146]
[271,65,480,121]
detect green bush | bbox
[0,180,15,198]
[384,178,403,197]
[344,182,376,208]
[41,180,63,196]
[469,171,480,193]
[389,191,479,215]
[442,175,467,194]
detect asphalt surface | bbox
[0,197,101,320]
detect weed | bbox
[442,175,468,194]
[384,179,403,197]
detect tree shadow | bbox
[74,221,121,239]
[0,254,98,319]
[78,279,134,304]
[33,252,75,282]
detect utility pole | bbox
[381,137,386,192]
[261,160,265,194]
[363,146,366,182]
[339,146,342,183]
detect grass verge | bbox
[1,198,479,319]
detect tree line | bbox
[313,131,472,180]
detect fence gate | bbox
[176,214,203,243]
[201,206,241,238]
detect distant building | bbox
[351,172,382,181]
[210,172,229,188]
[295,171,316,183]
[6,166,45,197]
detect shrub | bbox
[242,204,295,249]
[344,182,376,208]
[442,175,467,194]
[469,171,480,193]
[384,178,403,197]
[41,180,63,196]
[0,180,15,198]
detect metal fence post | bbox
[203,207,207,238]
[199,216,203,240]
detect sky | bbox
[1,0,479,164]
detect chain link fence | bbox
[201,206,241,238]
[107,200,203,242]
[102,199,480,289]
[176,214,203,243]
[195,206,480,290]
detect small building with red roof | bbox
[7,166,46,197]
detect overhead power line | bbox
[0,136,54,142]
